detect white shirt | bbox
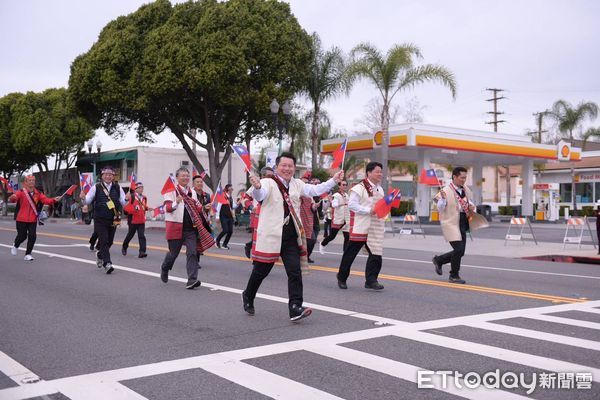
[348,179,383,215]
[436,186,474,213]
[251,174,337,202]
[83,182,126,206]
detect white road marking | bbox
[0,351,42,386]
[522,314,600,330]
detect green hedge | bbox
[390,201,414,216]
[498,206,513,215]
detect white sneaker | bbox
[11,247,18,256]
[24,255,34,261]
[319,243,325,255]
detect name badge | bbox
[106,200,115,210]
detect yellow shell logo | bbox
[561,145,570,158]
[374,131,383,145]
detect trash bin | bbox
[477,204,492,222]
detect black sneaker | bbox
[432,256,442,276]
[216,243,221,249]
[96,252,103,268]
[364,281,384,290]
[242,291,255,315]
[138,252,147,258]
[160,268,169,283]
[105,263,114,274]
[337,280,348,290]
[290,305,312,322]
[244,243,252,259]
[121,248,127,256]
[449,276,466,284]
[89,243,95,252]
[186,279,201,289]
[307,258,315,264]
[222,245,230,250]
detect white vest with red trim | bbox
[331,192,349,231]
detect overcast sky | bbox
[1,0,599,151]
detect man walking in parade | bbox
[244,166,274,259]
[432,166,475,284]
[192,173,213,263]
[121,182,149,258]
[243,152,343,322]
[336,162,386,291]
[320,180,350,253]
[9,175,60,261]
[160,168,212,289]
[81,166,126,274]
[216,184,235,250]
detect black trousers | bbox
[244,223,303,309]
[122,223,146,253]
[89,231,98,248]
[161,229,199,280]
[94,218,117,266]
[217,217,233,246]
[437,213,469,277]
[337,240,382,284]
[14,221,37,255]
[307,223,320,257]
[324,218,332,237]
[321,227,349,251]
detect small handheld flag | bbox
[153,204,165,217]
[129,173,137,192]
[419,168,440,186]
[231,145,253,173]
[330,138,347,169]
[79,173,91,194]
[373,189,401,219]
[211,182,229,207]
[161,174,177,195]
[64,184,78,197]
[388,188,401,208]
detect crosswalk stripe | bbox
[523,314,600,330]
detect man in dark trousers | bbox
[192,174,213,263]
[9,175,60,261]
[121,182,149,258]
[216,184,235,249]
[81,166,126,274]
[596,200,600,255]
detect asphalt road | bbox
[0,220,599,400]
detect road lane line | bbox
[0,351,42,386]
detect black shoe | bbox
[186,279,201,289]
[198,251,204,256]
[289,304,312,322]
[337,280,348,290]
[244,244,252,259]
[364,281,384,290]
[89,243,95,252]
[449,275,466,284]
[105,263,114,274]
[160,268,169,283]
[96,252,103,268]
[216,243,221,249]
[138,252,147,258]
[242,291,255,315]
[433,256,442,276]
[222,245,230,250]
[307,258,315,264]
[121,248,127,256]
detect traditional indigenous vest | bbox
[163,186,199,223]
[331,192,348,230]
[299,196,314,240]
[349,179,385,255]
[252,176,306,264]
[436,183,473,242]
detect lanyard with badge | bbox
[100,183,121,225]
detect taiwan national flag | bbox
[153,204,165,217]
[79,173,91,194]
[0,177,13,193]
[419,168,440,186]
[330,138,347,169]
[129,173,137,192]
[63,184,78,197]
[161,174,177,195]
[373,189,401,219]
[232,145,253,173]
[211,182,229,209]
[388,188,401,208]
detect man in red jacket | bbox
[121,182,149,258]
[9,175,60,261]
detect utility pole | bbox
[485,88,508,207]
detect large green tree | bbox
[302,33,351,171]
[69,0,312,190]
[348,42,456,191]
[10,88,94,196]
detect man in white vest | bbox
[320,180,350,253]
[336,162,386,290]
[432,166,475,284]
[244,152,343,322]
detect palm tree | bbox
[303,33,352,171]
[547,99,599,214]
[348,42,456,191]
[582,127,600,150]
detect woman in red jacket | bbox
[9,175,60,261]
[121,182,149,258]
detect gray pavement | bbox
[0,218,599,399]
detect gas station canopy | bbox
[320,123,581,217]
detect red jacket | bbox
[125,194,148,225]
[9,189,55,223]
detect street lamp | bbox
[270,99,291,155]
[86,139,102,182]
